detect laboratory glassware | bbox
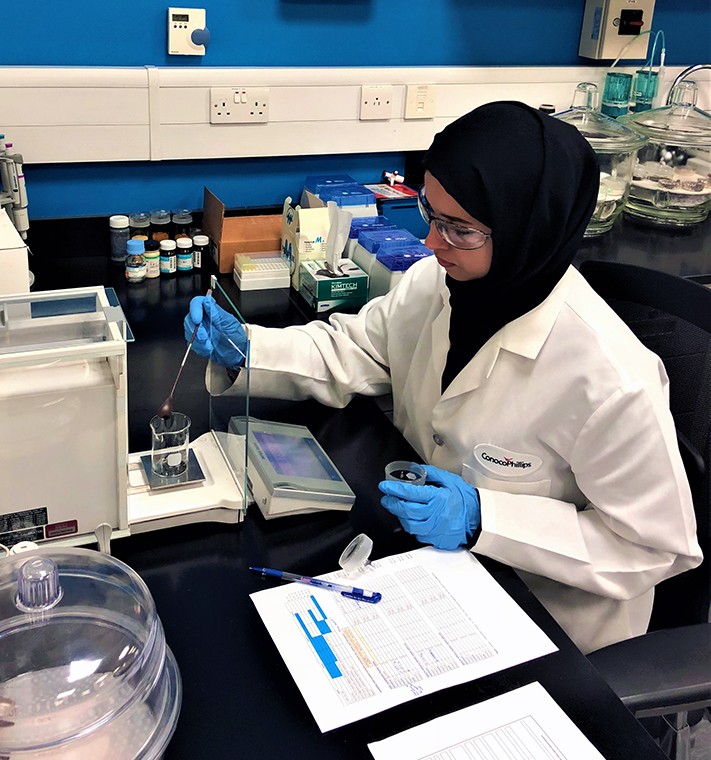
[150,412,192,477]
[385,460,427,485]
[555,82,646,236]
[620,80,711,227]
[0,546,182,759]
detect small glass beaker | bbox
[384,460,426,485]
[150,413,191,477]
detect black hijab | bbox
[422,101,600,392]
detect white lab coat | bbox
[219,259,702,653]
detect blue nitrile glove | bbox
[184,295,248,368]
[378,465,480,551]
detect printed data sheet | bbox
[368,681,605,759]
[250,548,557,732]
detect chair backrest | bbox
[579,260,711,630]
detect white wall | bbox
[2,66,708,164]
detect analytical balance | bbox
[0,284,353,551]
[0,285,250,551]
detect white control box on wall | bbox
[168,7,210,56]
[579,0,655,60]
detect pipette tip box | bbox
[233,252,291,291]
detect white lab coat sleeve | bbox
[473,384,702,601]
[215,295,398,407]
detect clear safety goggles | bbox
[417,185,492,250]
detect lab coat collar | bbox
[439,266,575,400]
[499,265,575,360]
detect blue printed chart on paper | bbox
[250,548,557,732]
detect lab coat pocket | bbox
[461,462,551,497]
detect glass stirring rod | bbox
[157,286,213,419]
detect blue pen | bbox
[250,566,382,604]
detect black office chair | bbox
[579,260,711,759]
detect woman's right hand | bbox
[184,295,248,369]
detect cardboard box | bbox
[202,187,282,273]
[298,259,369,314]
[281,197,330,290]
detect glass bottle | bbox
[176,237,193,273]
[109,215,130,264]
[159,239,177,277]
[191,234,209,270]
[125,239,147,283]
[144,239,161,279]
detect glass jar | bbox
[0,547,181,759]
[172,209,194,239]
[555,82,646,236]
[150,209,172,242]
[619,81,711,227]
[128,211,150,240]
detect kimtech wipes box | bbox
[298,259,368,314]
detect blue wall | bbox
[4,0,710,219]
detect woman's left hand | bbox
[379,465,480,550]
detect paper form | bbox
[250,547,557,732]
[367,681,606,759]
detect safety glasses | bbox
[417,185,492,250]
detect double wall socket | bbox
[360,85,393,120]
[210,87,270,123]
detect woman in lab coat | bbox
[186,101,701,654]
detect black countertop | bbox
[575,213,711,283]
[21,212,696,758]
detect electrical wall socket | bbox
[360,85,393,120]
[210,87,270,124]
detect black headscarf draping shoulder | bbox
[422,101,600,392]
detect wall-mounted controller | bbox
[579,0,655,60]
[168,7,210,56]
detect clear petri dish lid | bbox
[0,547,166,754]
[555,82,646,153]
[620,81,711,146]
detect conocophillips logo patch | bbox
[473,444,542,476]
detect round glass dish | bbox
[619,80,711,227]
[0,547,181,759]
[555,82,646,236]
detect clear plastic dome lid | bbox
[620,81,711,147]
[0,547,181,758]
[556,82,646,153]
